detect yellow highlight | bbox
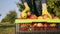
[21,6,30,18]
[22,7,30,13]
[15,19,60,23]
[21,12,27,18]
[42,10,52,18]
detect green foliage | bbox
[0,27,15,34]
[16,2,25,12]
[47,0,60,18]
[1,10,17,23]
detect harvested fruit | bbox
[44,23,48,27]
[48,27,57,30]
[52,28,57,30]
[20,28,28,31]
[42,14,50,19]
[27,12,31,17]
[29,14,37,19]
[37,23,43,27]
[49,23,57,27]
[33,23,37,27]
[20,24,27,27]
[40,28,43,30]
[53,16,59,19]
[48,24,57,30]
[34,27,38,31]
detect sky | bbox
[0,0,20,22]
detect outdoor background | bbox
[0,0,60,34]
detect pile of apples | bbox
[48,23,57,30]
[20,12,37,19]
[19,23,57,31]
[20,13,51,19]
[19,12,58,31]
[20,24,27,31]
[33,23,57,31]
[33,23,49,31]
[20,24,32,31]
[32,23,43,31]
[20,11,59,19]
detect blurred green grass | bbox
[0,23,15,34]
[0,27,15,34]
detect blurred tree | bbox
[16,2,25,12]
[47,0,60,18]
[1,10,17,23]
[0,14,1,16]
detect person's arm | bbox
[22,3,30,13]
[20,0,30,18]
[21,0,30,13]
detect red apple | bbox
[29,14,37,19]
[53,16,59,19]
[27,12,31,17]
[42,14,50,19]
[21,24,27,27]
[37,23,43,27]
[44,23,48,27]
[40,28,43,30]
[49,27,57,30]
[20,28,27,31]
[33,23,37,27]
[49,24,57,30]
[49,24,56,27]
[47,28,50,30]
[34,27,38,31]
[48,28,52,30]
[52,28,56,30]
